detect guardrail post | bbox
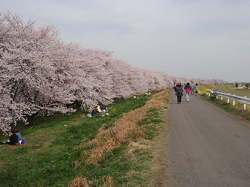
[233,94,235,106]
[221,97,223,100]
[244,96,246,110]
[227,93,230,103]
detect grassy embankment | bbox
[0,89,171,187]
[223,89,250,98]
[199,85,250,122]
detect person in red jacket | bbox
[184,83,192,102]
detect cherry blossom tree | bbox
[77,49,116,109]
[0,13,75,131]
[0,12,229,134]
[104,58,135,98]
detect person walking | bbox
[174,84,178,95]
[176,84,183,104]
[184,83,192,102]
[194,83,199,96]
[191,82,194,95]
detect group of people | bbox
[87,105,109,117]
[0,128,24,146]
[174,82,199,104]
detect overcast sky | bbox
[1,0,250,82]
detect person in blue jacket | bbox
[176,84,183,104]
[91,109,98,116]
[15,128,22,142]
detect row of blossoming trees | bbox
[0,12,228,133]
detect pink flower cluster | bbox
[0,12,228,134]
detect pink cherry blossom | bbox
[0,12,228,134]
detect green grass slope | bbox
[0,90,170,187]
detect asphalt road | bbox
[167,90,250,187]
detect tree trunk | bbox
[26,113,38,126]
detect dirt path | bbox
[167,90,250,187]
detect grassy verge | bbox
[199,85,250,122]
[122,92,171,187]
[0,89,171,187]
[223,89,250,98]
[199,84,234,94]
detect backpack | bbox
[177,87,182,93]
[176,87,183,95]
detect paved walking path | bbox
[167,90,250,187]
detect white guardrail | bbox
[207,89,250,110]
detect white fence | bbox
[207,90,250,110]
